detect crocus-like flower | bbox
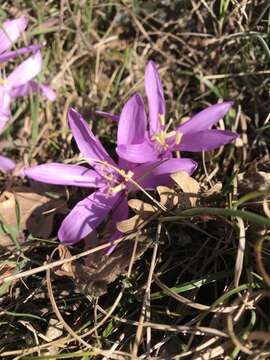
[98,61,238,163]
[25,104,197,245]
[0,16,41,63]
[0,155,16,173]
[0,50,56,131]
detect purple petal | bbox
[0,44,42,64]
[7,51,42,88]
[145,60,166,136]
[0,16,28,54]
[117,140,158,163]
[24,163,104,188]
[0,155,16,173]
[0,87,11,132]
[58,189,120,244]
[96,111,120,122]
[177,102,233,134]
[173,129,238,152]
[106,196,128,255]
[10,80,56,101]
[68,108,115,168]
[132,158,197,190]
[117,93,147,145]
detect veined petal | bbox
[177,102,233,134]
[10,80,56,101]
[117,140,159,163]
[0,44,42,63]
[132,158,197,190]
[7,51,42,88]
[174,129,238,152]
[96,111,120,122]
[145,60,166,136]
[105,196,128,255]
[118,93,147,145]
[68,108,115,167]
[0,155,16,173]
[58,189,120,244]
[24,163,104,188]
[0,16,28,54]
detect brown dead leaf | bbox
[128,199,157,214]
[74,234,151,297]
[204,182,223,196]
[157,186,179,209]
[0,186,66,247]
[171,171,200,207]
[55,232,152,297]
[117,214,145,233]
[54,245,75,278]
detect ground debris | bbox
[55,233,152,297]
[0,186,66,247]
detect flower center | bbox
[102,167,134,196]
[151,114,183,151]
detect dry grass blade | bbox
[234,217,246,287]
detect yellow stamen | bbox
[0,78,8,85]
[111,183,126,193]
[152,131,169,150]
[159,114,165,127]
[175,132,183,145]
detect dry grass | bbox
[1,0,270,359]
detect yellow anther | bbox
[0,78,8,85]
[111,183,126,193]
[175,132,183,145]
[159,114,165,127]
[153,131,169,150]
[119,169,134,182]
[125,170,134,181]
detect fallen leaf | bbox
[116,214,145,233]
[157,186,179,209]
[54,245,75,278]
[55,232,152,297]
[74,234,152,297]
[0,186,66,247]
[204,182,223,196]
[128,199,157,215]
[171,171,200,207]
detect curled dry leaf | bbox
[157,186,179,209]
[203,182,222,196]
[117,214,145,233]
[54,245,75,278]
[55,232,152,297]
[170,171,200,207]
[0,186,66,247]
[128,199,157,215]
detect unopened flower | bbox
[25,105,196,245]
[98,61,238,163]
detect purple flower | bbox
[0,155,16,173]
[25,105,196,245]
[98,61,238,163]
[0,16,41,63]
[0,50,56,132]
